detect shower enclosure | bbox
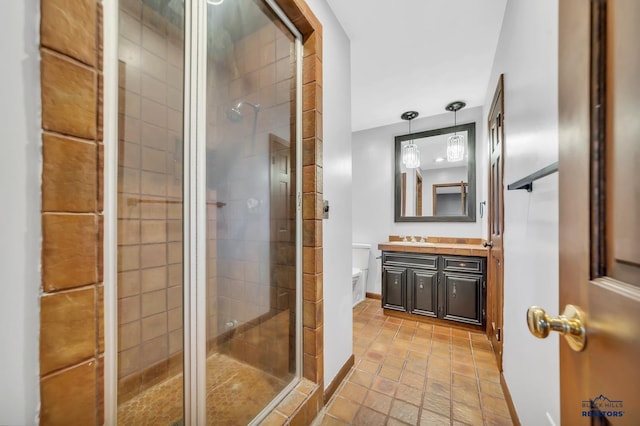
[112,0,302,423]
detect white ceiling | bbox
[325,0,508,132]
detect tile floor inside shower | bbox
[117,352,286,425]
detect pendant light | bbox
[401,111,420,169]
[445,101,466,162]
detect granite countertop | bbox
[377,241,489,257]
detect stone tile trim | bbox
[39,0,104,425]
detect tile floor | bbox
[117,353,287,425]
[313,298,513,425]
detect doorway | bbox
[110,0,302,423]
[487,74,505,371]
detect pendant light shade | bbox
[447,134,465,162]
[401,111,420,169]
[445,101,466,162]
[403,141,420,168]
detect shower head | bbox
[225,100,261,122]
[226,107,243,122]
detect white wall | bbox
[420,166,468,216]
[305,0,353,391]
[0,0,41,424]
[352,106,485,294]
[483,1,560,424]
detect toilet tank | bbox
[352,243,371,270]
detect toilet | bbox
[352,243,371,307]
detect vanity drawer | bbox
[383,252,438,270]
[441,256,484,274]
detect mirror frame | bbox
[394,122,476,222]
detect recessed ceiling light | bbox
[435,157,445,162]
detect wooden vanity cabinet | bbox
[382,252,486,327]
[381,266,407,312]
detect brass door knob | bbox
[526,304,587,352]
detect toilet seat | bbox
[352,268,362,279]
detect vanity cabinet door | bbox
[382,266,407,312]
[441,272,483,326]
[409,269,438,318]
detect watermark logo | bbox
[581,394,624,418]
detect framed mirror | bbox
[395,122,476,222]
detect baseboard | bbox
[500,372,521,426]
[323,354,355,403]
[365,292,381,300]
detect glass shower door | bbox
[116,0,186,424]
[203,0,302,423]
[113,0,301,424]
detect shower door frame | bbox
[103,0,305,424]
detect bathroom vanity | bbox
[378,238,488,330]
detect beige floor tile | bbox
[364,350,386,363]
[476,366,501,383]
[384,355,406,369]
[452,360,477,377]
[350,369,374,388]
[356,359,380,374]
[452,386,481,407]
[327,397,359,423]
[484,410,515,425]
[425,378,451,397]
[379,365,402,381]
[388,345,410,359]
[319,414,348,425]
[420,408,451,425]
[479,380,504,398]
[400,370,426,389]
[481,393,511,419]
[338,381,367,405]
[389,399,420,425]
[423,391,451,415]
[395,383,423,406]
[352,406,387,426]
[371,376,398,397]
[362,390,393,415]
[405,358,428,374]
[452,400,484,425]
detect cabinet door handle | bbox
[394,278,399,286]
[452,283,457,298]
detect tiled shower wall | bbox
[116,0,186,402]
[207,15,298,377]
[39,0,105,424]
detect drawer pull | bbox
[459,263,466,267]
